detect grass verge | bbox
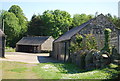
[5,47,15,52]
[1,61,119,79]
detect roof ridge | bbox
[16,36,53,45]
[54,14,115,43]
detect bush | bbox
[69,34,97,53]
[5,47,15,52]
[101,28,111,53]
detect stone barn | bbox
[16,36,54,53]
[0,29,5,57]
[52,14,119,62]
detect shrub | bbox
[101,28,111,53]
[69,34,97,53]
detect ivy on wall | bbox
[69,34,97,53]
[101,28,111,53]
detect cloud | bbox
[0,0,119,3]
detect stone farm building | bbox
[0,29,5,57]
[52,14,120,62]
[16,36,54,53]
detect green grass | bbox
[32,63,119,79]
[1,61,39,79]
[5,47,15,52]
[9,67,27,73]
[1,61,119,79]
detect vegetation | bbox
[105,13,120,29]
[28,14,45,36]
[28,10,73,38]
[0,5,120,47]
[70,34,97,53]
[1,61,39,79]
[1,5,27,47]
[1,61,119,79]
[102,28,112,53]
[5,47,15,52]
[72,14,93,28]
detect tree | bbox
[105,13,120,29]
[41,9,72,38]
[0,5,28,47]
[28,14,45,36]
[8,5,28,36]
[72,14,93,28]
[2,11,20,47]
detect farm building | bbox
[16,36,54,53]
[52,14,120,62]
[0,29,5,57]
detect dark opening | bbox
[17,45,38,53]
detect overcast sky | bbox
[0,0,119,20]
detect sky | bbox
[0,0,120,21]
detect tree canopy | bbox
[2,11,20,47]
[28,10,73,38]
[105,13,120,29]
[1,5,120,47]
[8,5,28,36]
[72,14,93,28]
[28,14,45,36]
[41,9,73,38]
[1,5,28,47]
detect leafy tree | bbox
[2,11,20,47]
[8,5,28,36]
[106,13,120,29]
[0,5,28,47]
[72,14,93,28]
[41,9,72,38]
[28,14,45,36]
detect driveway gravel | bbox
[0,52,60,63]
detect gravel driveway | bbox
[0,52,60,63]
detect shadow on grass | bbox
[100,64,120,80]
[37,55,119,79]
[106,66,120,80]
[53,62,120,79]
[53,62,91,74]
[37,56,62,63]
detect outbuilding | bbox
[0,29,5,57]
[52,14,119,62]
[16,36,54,53]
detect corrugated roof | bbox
[16,36,51,46]
[0,29,5,36]
[54,18,94,42]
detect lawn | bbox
[5,47,15,52]
[1,61,119,80]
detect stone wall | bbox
[70,49,111,70]
[70,15,119,53]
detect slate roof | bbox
[0,29,5,36]
[54,18,94,42]
[54,14,117,43]
[16,36,51,46]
